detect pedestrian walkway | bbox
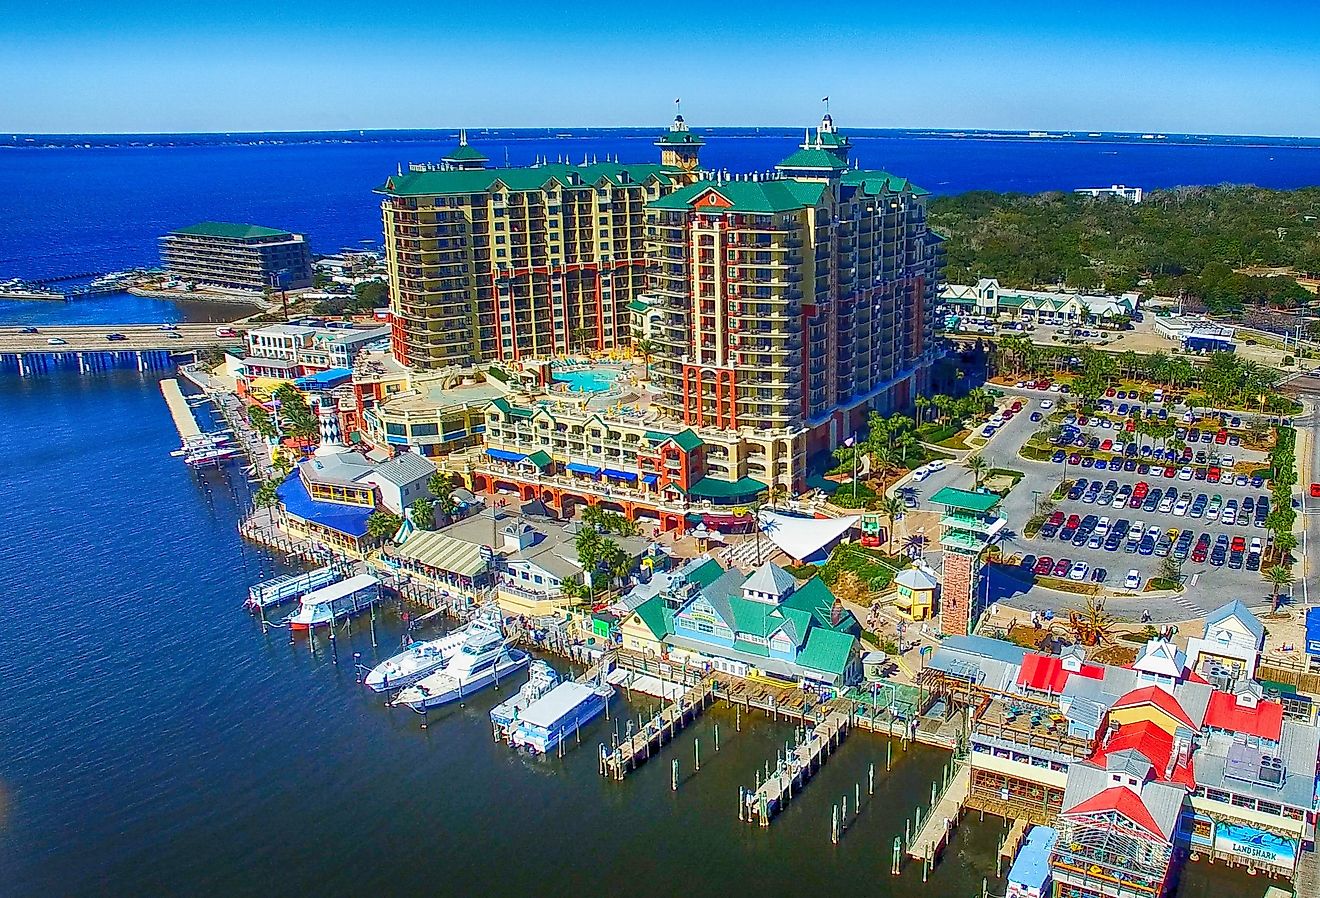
[1170,593,1209,617]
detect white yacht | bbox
[490,660,561,739]
[364,624,476,692]
[393,621,529,712]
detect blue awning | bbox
[486,448,527,463]
[566,462,602,475]
[642,473,659,485]
[603,468,637,481]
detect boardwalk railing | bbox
[599,679,715,779]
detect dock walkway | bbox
[746,709,850,826]
[160,378,201,440]
[600,679,715,779]
[907,762,971,861]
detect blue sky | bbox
[3,0,1320,136]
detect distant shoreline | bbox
[5,128,1320,151]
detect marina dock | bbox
[160,378,202,440]
[600,678,715,779]
[745,709,850,826]
[906,762,971,862]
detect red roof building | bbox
[1110,685,1200,732]
[1090,719,1197,789]
[1062,785,1172,840]
[1016,652,1105,694]
[1202,690,1284,743]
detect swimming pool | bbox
[553,368,620,393]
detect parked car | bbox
[1124,569,1142,589]
[1033,556,1055,575]
[1053,559,1073,578]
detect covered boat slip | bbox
[301,572,380,607]
[247,565,341,609]
[512,681,611,753]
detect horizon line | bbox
[6,125,1320,142]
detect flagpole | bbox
[852,431,858,501]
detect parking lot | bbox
[897,384,1279,621]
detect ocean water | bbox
[2,128,1319,288]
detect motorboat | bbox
[509,680,614,754]
[490,660,561,739]
[285,573,381,631]
[364,624,476,692]
[393,621,529,712]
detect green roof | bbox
[488,397,533,419]
[840,168,930,197]
[776,147,850,171]
[442,144,489,162]
[627,298,649,314]
[685,557,726,589]
[795,626,856,677]
[687,476,766,500]
[657,130,705,146]
[649,179,827,214]
[524,450,552,469]
[631,596,673,640]
[169,222,293,240]
[782,576,856,633]
[645,428,703,452]
[378,162,674,197]
[930,487,1002,513]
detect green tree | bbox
[410,498,435,530]
[352,280,389,309]
[877,495,904,553]
[367,510,403,542]
[272,384,319,440]
[253,476,282,508]
[1264,565,1293,613]
[966,454,989,489]
[247,404,278,439]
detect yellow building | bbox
[891,565,938,621]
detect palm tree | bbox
[571,326,590,354]
[765,483,788,510]
[966,454,989,489]
[915,395,932,426]
[1272,531,1298,564]
[633,338,655,371]
[1265,565,1293,613]
[410,498,435,530]
[367,510,403,542]
[877,495,904,553]
[894,433,920,467]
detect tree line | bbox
[930,186,1320,313]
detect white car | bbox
[1040,399,1055,410]
[1124,569,1142,589]
[47,337,67,345]
[927,460,947,472]
[1096,516,1111,536]
[911,467,930,482]
[158,323,179,331]
[1173,498,1190,517]
[1178,467,1193,481]
[1251,537,1263,552]
[1069,562,1090,581]
[1220,455,1235,467]
[1049,384,1063,393]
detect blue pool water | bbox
[554,367,620,392]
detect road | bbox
[0,323,245,353]
[1297,401,1320,612]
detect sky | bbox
[3,0,1320,136]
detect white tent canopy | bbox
[756,510,860,563]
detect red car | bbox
[1133,481,1150,499]
[1231,536,1247,553]
[1192,545,1208,563]
[1011,400,1023,412]
[1125,420,1136,432]
[1047,511,1066,526]
[1310,483,1320,498]
[1100,439,1113,452]
[1105,388,1116,397]
[1053,559,1073,578]
[1066,514,1081,529]
[1033,556,1055,575]
[1162,466,1176,478]
[1215,429,1229,444]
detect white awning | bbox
[756,510,860,562]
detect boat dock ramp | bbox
[742,710,851,826]
[599,678,715,779]
[904,758,971,870]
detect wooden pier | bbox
[907,762,971,862]
[600,679,715,779]
[160,378,202,440]
[745,709,851,826]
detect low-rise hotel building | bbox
[920,600,1320,892]
[160,221,313,292]
[241,322,390,382]
[940,278,1139,324]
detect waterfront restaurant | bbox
[918,607,1320,888]
[617,559,862,688]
